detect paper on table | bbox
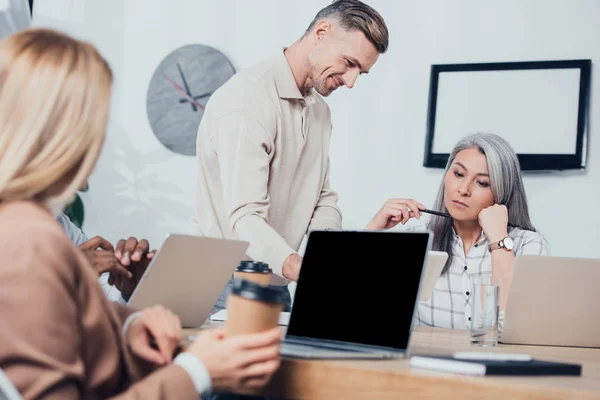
[210,310,291,326]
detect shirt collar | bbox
[451,226,488,245]
[272,49,304,100]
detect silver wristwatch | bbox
[488,236,514,252]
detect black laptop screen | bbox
[287,230,430,350]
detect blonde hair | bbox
[0,28,112,208]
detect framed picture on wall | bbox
[423,59,591,171]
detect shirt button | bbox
[468,317,472,321]
[466,291,470,296]
[464,266,467,271]
[474,244,478,247]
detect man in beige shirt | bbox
[195,0,389,309]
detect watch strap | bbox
[489,238,506,252]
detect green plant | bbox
[63,183,88,229]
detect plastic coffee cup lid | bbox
[235,260,272,274]
[231,278,285,304]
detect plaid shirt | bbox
[415,226,548,330]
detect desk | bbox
[186,325,600,399]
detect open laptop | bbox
[281,230,432,359]
[419,251,448,301]
[127,234,248,328]
[501,255,600,348]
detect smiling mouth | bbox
[452,200,468,208]
[330,76,342,89]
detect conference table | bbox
[185,323,600,399]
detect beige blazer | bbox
[0,202,197,399]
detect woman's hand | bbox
[478,204,509,243]
[126,305,182,365]
[365,198,425,230]
[185,327,281,393]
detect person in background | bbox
[58,212,154,302]
[0,28,280,399]
[194,0,389,311]
[366,133,547,330]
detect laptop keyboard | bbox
[280,342,397,359]
[283,342,358,353]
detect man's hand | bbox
[126,305,182,365]
[109,237,155,300]
[186,328,281,393]
[282,253,302,281]
[79,236,132,279]
[115,237,154,267]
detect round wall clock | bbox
[146,44,235,156]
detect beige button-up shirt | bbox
[194,52,342,285]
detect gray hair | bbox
[428,133,536,274]
[305,0,389,54]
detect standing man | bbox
[195,0,389,309]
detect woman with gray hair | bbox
[366,133,547,330]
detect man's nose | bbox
[343,69,359,88]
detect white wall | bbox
[33,0,600,258]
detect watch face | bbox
[146,44,235,156]
[503,237,515,250]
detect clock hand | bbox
[162,72,204,111]
[176,63,196,111]
[192,90,213,99]
[179,90,213,103]
[177,63,194,97]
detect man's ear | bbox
[312,19,332,41]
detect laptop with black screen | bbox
[281,230,431,359]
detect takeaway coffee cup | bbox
[225,278,285,336]
[233,261,272,285]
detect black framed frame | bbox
[424,59,591,171]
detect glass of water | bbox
[470,275,500,347]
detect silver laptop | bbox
[501,255,600,348]
[281,230,432,359]
[128,234,248,328]
[419,251,448,301]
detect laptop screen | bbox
[287,230,430,351]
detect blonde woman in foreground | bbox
[0,28,280,399]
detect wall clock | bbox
[146,44,235,156]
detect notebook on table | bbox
[281,230,432,360]
[410,355,581,376]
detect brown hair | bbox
[0,28,113,207]
[306,0,389,53]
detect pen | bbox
[420,209,452,219]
